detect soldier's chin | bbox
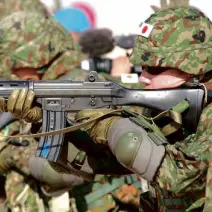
[145,80,186,89]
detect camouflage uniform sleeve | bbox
[5,170,49,212]
[155,103,212,211]
[0,139,37,176]
[0,121,50,211]
[0,120,37,176]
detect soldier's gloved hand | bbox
[75,109,122,144]
[0,89,42,123]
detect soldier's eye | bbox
[142,66,168,75]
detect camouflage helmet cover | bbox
[130,7,212,75]
[0,0,50,20]
[0,10,80,79]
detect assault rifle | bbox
[0,71,205,162]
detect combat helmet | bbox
[0,0,50,20]
[130,7,212,75]
[0,10,81,79]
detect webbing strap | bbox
[0,100,189,139]
[124,100,189,139]
[0,109,122,139]
[161,99,189,136]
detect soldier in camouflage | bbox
[1,1,211,211]
[0,0,91,211]
[1,3,207,211]
[0,1,54,211]
[74,7,212,212]
[0,1,142,211]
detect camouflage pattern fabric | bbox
[70,174,141,212]
[0,1,80,211]
[151,0,190,12]
[153,184,193,212]
[130,7,212,75]
[0,100,46,211]
[5,171,48,212]
[155,103,211,211]
[0,2,206,212]
[0,127,51,211]
[0,0,50,20]
[129,7,212,211]
[0,10,81,80]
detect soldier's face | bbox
[12,68,41,80]
[139,67,191,89]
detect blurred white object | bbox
[140,177,149,193]
[81,59,90,70]
[121,73,139,83]
[49,192,70,212]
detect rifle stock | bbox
[0,71,205,162]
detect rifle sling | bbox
[0,104,184,139]
[0,110,122,139]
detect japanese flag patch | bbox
[121,73,139,84]
[138,23,154,38]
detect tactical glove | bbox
[75,109,122,144]
[0,89,42,123]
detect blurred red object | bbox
[71,1,96,28]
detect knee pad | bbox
[108,118,165,181]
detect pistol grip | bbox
[36,110,66,162]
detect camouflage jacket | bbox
[155,100,212,211]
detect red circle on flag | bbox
[142,26,148,34]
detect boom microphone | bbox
[79,28,115,57]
